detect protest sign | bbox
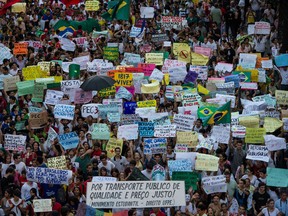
[239,53,257,68]
[45,127,58,148]
[151,164,165,181]
[124,102,137,114]
[92,123,110,140]
[168,66,187,83]
[45,90,64,105]
[151,34,169,43]
[154,125,176,137]
[98,86,116,97]
[161,16,185,30]
[137,100,156,108]
[239,115,260,128]
[191,52,209,66]
[92,176,117,182]
[189,66,208,80]
[245,128,266,143]
[202,175,227,194]
[195,153,219,172]
[141,81,160,94]
[98,104,119,119]
[172,172,199,191]
[144,138,167,154]
[176,131,198,147]
[173,114,195,131]
[138,122,154,137]
[174,144,188,152]
[117,124,139,140]
[135,108,156,119]
[225,75,240,88]
[261,59,273,68]
[246,145,269,162]
[61,80,81,100]
[232,125,246,138]
[145,53,163,65]
[106,138,124,158]
[120,114,141,125]
[255,22,271,35]
[123,53,141,65]
[86,181,185,208]
[264,135,286,151]
[29,111,48,129]
[54,104,75,120]
[149,68,164,82]
[283,118,288,132]
[85,0,99,11]
[81,103,100,118]
[168,159,193,177]
[275,90,288,105]
[32,82,45,103]
[4,134,26,151]
[211,126,230,144]
[27,167,72,185]
[115,86,133,100]
[267,167,288,187]
[115,73,133,87]
[0,45,13,64]
[22,66,47,81]
[264,117,283,133]
[215,82,235,95]
[197,137,215,150]
[33,199,52,213]
[103,98,123,113]
[140,6,154,18]
[137,63,156,77]
[47,156,67,170]
[13,42,28,55]
[3,76,20,92]
[240,82,258,90]
[58,132,79,150]
[130,26,142,38]
[107,112,121,123]
[104,47,119,61]
[194,46,211,57]
[74,88,92,104]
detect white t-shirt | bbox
[98,161,115,176]
[261,208,280,216]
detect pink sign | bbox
[194,46,212,57]
[138,63,155,76]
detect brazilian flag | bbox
[101,0,130,21]
[198,101,231,126]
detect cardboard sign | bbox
[29,111,48,129]
[3,76,20,92]
[13,43,28,55]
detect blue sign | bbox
[58,132,79,150]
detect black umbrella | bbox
[80,75,116,91]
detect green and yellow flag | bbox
[198,101,231,126]
[101,0,130,21]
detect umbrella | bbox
[80,75,115,91]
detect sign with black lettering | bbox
[86,181,185,208]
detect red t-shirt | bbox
[52,202,62,213]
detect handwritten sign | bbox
[45,90,64,105]
[115,73,133,87]
[92,123,110,140]
[144,138,167,154]
[137,100,156,108]
[264,135,286,151]
[275,90,288,105]
[168,160,192,177]
[106,138,123,158]
[154,125,176,137]
[245,128,266,144]
[47,156,67,170]
[173,114,195,131]
[3,76,20,92]
[117,124,139,140]
[211,126,230,144]
[145,53,163,65]
[29,111,48,129]
[246,145,269,162]
[33,199,52,213]
[54,104,75,120]
[195,153,219,172]
[202,175,227,194]
[58,132,79,150]
[81,103,100,118]
[267,167,288,187]
[138,122,154,137]
[4,134,26,151]
[13,42,28,55]
[27,167,72,185]
[176,131,198,147]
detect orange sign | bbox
[13,43,28,55]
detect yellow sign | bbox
[195,153,219,172]
[245,128,266,144]
[99,86,116,97]
[22,66,47,80]
[264,117,283,133]
[173,43,191,63]
[12,3,26,13]
[191,52,209,66]
[85,0,100,11]
[197,84,210,95]
[137,100,157,108]
[239,115,259,128]
[145,53,163,66]
[47,156,67,170]
[106,138,123,159]
[275,90,288,105]
[176,131,198,147]
[53,76,63,83]
[141,81,160,94]
[114,72,133,87]
[37,61,55,74]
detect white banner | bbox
[117,124,139,140]
[86,181,185,208]
[81,103,100,118]
[202,175,227,194]
[264,135,286,151]
[246,145,269,162]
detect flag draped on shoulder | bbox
[101,0,130,21]
[198,101,231,126]
[0,0,21,15]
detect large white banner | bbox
[86,181,185,208]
